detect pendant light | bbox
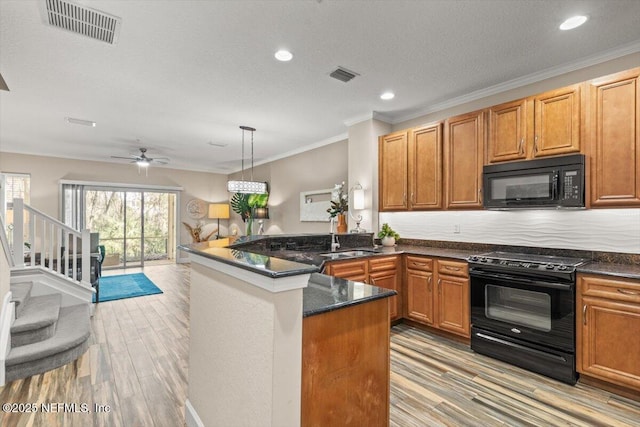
[227,125,268,194]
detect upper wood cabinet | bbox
[487,98,530,162]
[487,84,581,163]
[379,131,408,210]
[586,67,640,207]
[379,124,442,211]
[444,110,485,209]
[409,124,443,209]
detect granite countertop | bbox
[578,261,640,280]
[303,273,396,317]
[179,242,319,278]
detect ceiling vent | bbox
[329,67,359,83]
[43,0,121,45]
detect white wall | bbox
[381,210,640,254]
[0,152,230,255]
[228,140,349,235]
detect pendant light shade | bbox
[227,126,268,194]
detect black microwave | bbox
[483,154,585,209]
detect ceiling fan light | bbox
[137,159,150,167]
[559,15,588,30]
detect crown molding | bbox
[392,39,640,125]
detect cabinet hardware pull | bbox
[617,288,640,296]
[428,276,432,291]
[438,278,441,293]
[533,135,539,154]
[412,262,427,266]
[444,266,461,271]
[583,304,587,325]
[519,138,525,155]
[411,192,415,203]
[370,277,377,285]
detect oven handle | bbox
[469,269,573,291]
[475,332,567,363]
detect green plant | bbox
[326,182,348,217]
[377,223,400,240]
[230,192,269,235]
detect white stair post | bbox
[81,229,91,286]
[12,198,24,268]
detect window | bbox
[3,173,30,206]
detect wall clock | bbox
[186,199,207,219]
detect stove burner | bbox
[468,251,587,277]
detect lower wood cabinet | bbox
[325,255,401,321]
[302,297,390,426]
[405,256,470,338]
[577,274,640,392]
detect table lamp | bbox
[208,203,230,239]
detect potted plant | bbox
[326,182,348,233]
[378,223,400,247]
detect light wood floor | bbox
[1,264,639,426]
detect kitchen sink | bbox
[319,249,378,259]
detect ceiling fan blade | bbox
[153,159,170,165]
[111,155,138,160]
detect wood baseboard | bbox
[399,319,471,345]
[579,375,640,402]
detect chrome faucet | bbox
[329,217,341,252]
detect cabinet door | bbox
[409,124,442,209]
[370,270,401,321]
[578,296,640,391]
[369,256,400,320]
[325,259,368,282]
[379,131,408,211]
[406,269,434,325]
[487,98,529,163]
[436,274,470,338]
[444,110,485,209]
[533,84,581,157]
[588,68,640,207]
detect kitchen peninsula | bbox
[179,240,396,427]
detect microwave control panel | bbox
[562,169,581,201]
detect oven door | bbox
[470,269,574,352]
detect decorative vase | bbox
[246,216,253,236]
[381,236,396,247]
[336,214,347,233]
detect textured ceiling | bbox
[1,0,639,173]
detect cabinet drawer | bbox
[580,274,640,304]
[369,255,399,273]
[405,256,433,271]
[326,260,367,278]
[437,259,468,277]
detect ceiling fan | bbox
[111,147,170,168]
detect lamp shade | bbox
[252,207,269,219]
[208,203,230,219]
[353,188,365,210]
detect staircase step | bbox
[6,304,91,382]
[10,282,33,318]
[11,294,62,347]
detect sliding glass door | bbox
[84,188,176,269]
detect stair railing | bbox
[11,198,92,287]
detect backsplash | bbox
[380,209,640,254]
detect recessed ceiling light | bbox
[559,15,588,30]
[274,50,293,62]
[65,117,96,127]
[380,92,395,100]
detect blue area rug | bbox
[95,273,163,303]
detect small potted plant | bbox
[378,223,400,247]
